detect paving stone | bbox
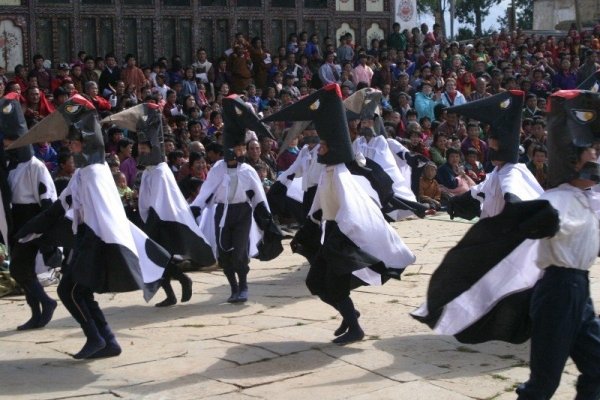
[0,214,596,399]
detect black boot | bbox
[155,280,177,307]
[17,280,57,330]
[16,290,41,331]
[224,270,238,303]
[73,320,106,359]
[236,272,248,303]
[87,324,121,359]
[332,297,364,345]
[177,273,193,303]
[29,280,57,328]
[334,310,361,336]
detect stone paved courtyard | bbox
[1,214,598,400]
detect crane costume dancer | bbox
[192,95,283,303]
[10,95,170,359]
[264,84,416,344]
[1,93,59,331]
[102,103,216,307]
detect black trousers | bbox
[9,241,39,285]
[517,266,600,400]
[214,202,252,275]
[302,185,317,220]
[57,263,108,328]
[305,221,352,306]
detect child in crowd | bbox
[419,162,442,211]
[464,148,486,183]
[114,172,136,207]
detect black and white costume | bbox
[193,95,282,303]
[102,103,216,307]
[11,95,170,359]
[264,84,416,344]
[1,94,59,331]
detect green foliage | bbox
[454,0,502,36]
[496,0,533,30]
[456,27,475,41]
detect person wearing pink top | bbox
[352,53,373,87]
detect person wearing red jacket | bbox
[83,81,111,113]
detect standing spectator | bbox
[336,33,354,64]
[577,49,599,84]
[51,63,70,92]
[414,81,441,122]
[388,22,407,52]
[117,138,137,188]
[14,64,28,93]
[192,48,214,86]
[552,58,577,90]
[353,53,374,87]
[229,45,253,94]
[181,67,199,104]
[120,54,147,99]
[248,37,270,90]
[99,54,121,97]
[82,56,99,85]
[28,54,52,94]
[318,51,340,85]
[285,53,303,83]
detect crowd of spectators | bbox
[2,20,600,218]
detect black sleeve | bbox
[190,206,201,219]
[15,200,66,241]
[253,201,284,261]
[503,192,522,203]
[448,191,481,220]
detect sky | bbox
[419,0,512,38]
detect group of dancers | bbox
[2,83,599,399]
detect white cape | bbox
[309,164,415,285]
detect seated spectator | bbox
[522,93,543,119]
[205,141,223,166]
[105,125,124,154]
[405,122,430,158]
[461,122,488,164]
[419,162,442,210]
[414,81,441,122]
[437,110,467,139]
[464,148,486,184]
[106,153,120,174]
[440,78,467,107]
[420,116,434,146]
[167,149,185,177]
[429,133,448,167]
[255,164,273,193]
[34,141,58,172]
[23,86,55,127]
[436,148,476,198]
[113,171,138,221]
[178,151,209,199]
[52,151,75,195]
[206,110,224,138]
[526,145,548,190]
[246,139,275,181]
[276,131,299,171]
